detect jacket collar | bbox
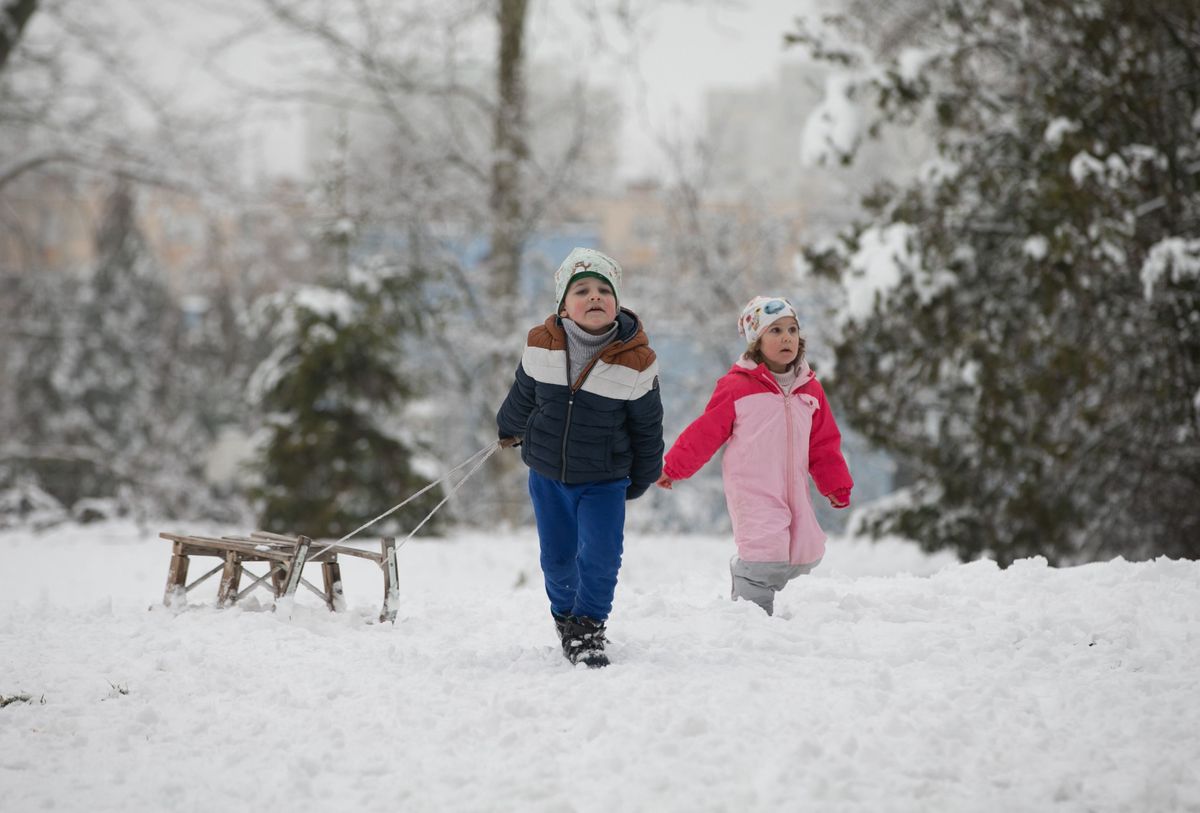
[546,307,645,349]
[730,355,814,393]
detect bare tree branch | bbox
[0,0,38,74]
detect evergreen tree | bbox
[247,259,435,539]
[0,270,74,521]
[795,0,1200,564]
[4,182,220,519]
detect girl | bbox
[655,296,852,615]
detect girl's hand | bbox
[828,488,850,509]
[655,474,674,490]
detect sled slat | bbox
[164,535,294,563]
[248,532,383,562]
[248,530,300,543]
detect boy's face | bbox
[559,276,618,334]
[759,316,800,372]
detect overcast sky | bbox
[80,1,819,182]
[530,1,815,180]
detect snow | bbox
[292,286,358,325]
[1140,237,1200,299]
[1069,151,1107,185]
[3,521,1198,811]
[800,73,862,167]
[840,222,917,326]
[1023,235,1050,260]
[1044,117,1080,148]
[896,47,935,84]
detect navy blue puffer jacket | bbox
[496,309,664,499]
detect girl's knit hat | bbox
[738,295,799,344]
[554,247,622,310]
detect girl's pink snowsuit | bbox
[662,358,853,566]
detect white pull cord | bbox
[308,440,502,561]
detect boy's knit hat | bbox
[554,247,622,310]
[737,295,799,344]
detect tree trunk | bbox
[490,0,528,333]
[488,0,531,524]
[0,0,38,75]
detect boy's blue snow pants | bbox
[528,469,629,621]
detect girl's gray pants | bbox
[730,557,821,615]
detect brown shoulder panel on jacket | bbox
[605,342,656,374]
[527,317,565,351]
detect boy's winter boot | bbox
[551,610,570,641]
[561,616,609,668]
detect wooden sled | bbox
[159,530,400,623]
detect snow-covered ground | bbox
[2,520,1198,812]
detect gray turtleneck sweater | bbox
[562,318,618,387]
[771,365,799,393]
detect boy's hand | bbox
[499,437,521,448]
[828,488,850,509]
[655,474,674,490]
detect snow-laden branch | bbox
[1141,238,1200,300]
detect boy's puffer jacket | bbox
[497,308,664,499]
[663,357,853,565]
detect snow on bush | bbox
[1141,238,1200,299]
[840,223,919,326]
[800,72,862,167]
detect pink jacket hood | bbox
[729,355,815,393]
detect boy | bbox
[497,247,663,668]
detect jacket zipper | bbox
[783,382,796,563]
[784,393,795,501]
[554,347,604,482]
[558,336,623,481]
[561,341,573,480]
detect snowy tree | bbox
[0,270,74,524]
[241,110,440,539]
[0,2,240,196]
[792,0,1200,564]
[3,183,222,519]
[246,260,436,540]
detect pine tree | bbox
[796,0,1200,564]
[247,262,435,539]
[45,182,217,518]
[0,270,75,522]
[2,183,241,522]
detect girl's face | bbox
[559,277,618,334]
[759,316,801,373]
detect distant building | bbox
[0,174,104,281]
[0,174,320,303]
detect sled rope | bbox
[308,440,501,561]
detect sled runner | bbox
[158,531,400,622]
